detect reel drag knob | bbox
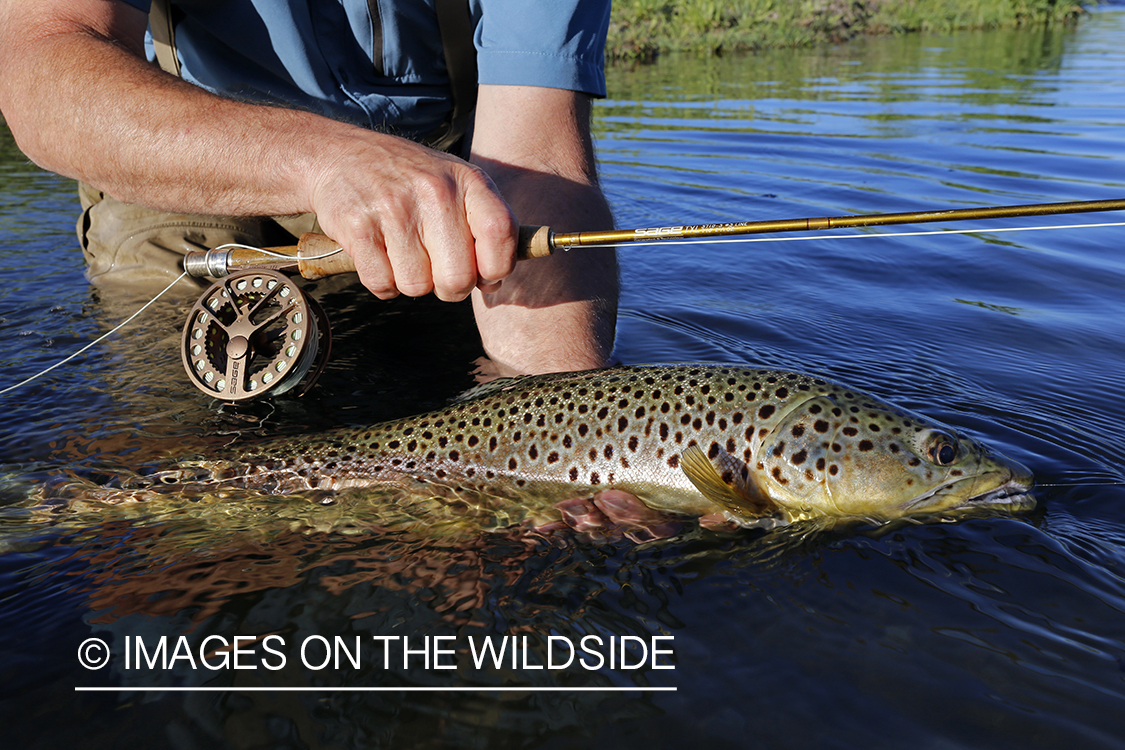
[181,270,331,401]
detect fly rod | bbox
[182,197,1125,280]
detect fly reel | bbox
[181,270,331,401]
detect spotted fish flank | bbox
[169,365,1034,528]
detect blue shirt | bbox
[121,1,610,140]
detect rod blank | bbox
[183,197,1125,279]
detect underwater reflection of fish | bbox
[78,364,1034,536]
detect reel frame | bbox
[181,270,331,401]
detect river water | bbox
[2,9,1124,749]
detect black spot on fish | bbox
[528,445,538,460]
[590,471,601,484]
[814,420,829,433]
[858,440,874,452]
[759,405,776,420]
[629,436,639,452]
[792,449,808,465]
[449,450,460,461]
[509,457,518,470]
[792,424,805,438]
[829,464,839,476]
[816,458,826,471]
[618,416,629,432]
[667,454,680,469]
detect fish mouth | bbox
[959,479,1037,510]
[900,473,1036,515]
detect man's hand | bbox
[306,134,519,302]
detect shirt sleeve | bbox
[473,0,610,97]
[119,0,151,11]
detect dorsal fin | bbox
[680,444,777,523]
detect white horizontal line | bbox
[571,220,1125,249]
[75,686,676,693]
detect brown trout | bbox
[160,365,1034,529]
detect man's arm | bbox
[0,0,518,302]
[469,85,618,375]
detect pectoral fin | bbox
[681,445,777,523]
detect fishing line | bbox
[559,220,1125,250]
[0,271,191,396]
[1034,482,1125,487]
[4,215,1122,399]
[212,242,344,261]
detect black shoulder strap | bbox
[425,0,478,152]
[149,0,182,76]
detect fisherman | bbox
[0,0,619,377]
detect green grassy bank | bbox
[607,0,1090,61]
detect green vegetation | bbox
[607,0,1091,61]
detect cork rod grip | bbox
[292,227,553,280]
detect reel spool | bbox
[181,270,331,401]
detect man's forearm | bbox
[0,1,519,302]
[469,85,619,375]
[0,3,323,216]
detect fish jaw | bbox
[896,452,1035,516]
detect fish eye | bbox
[924,433,960,466]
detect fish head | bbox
[752,391,1034,521]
